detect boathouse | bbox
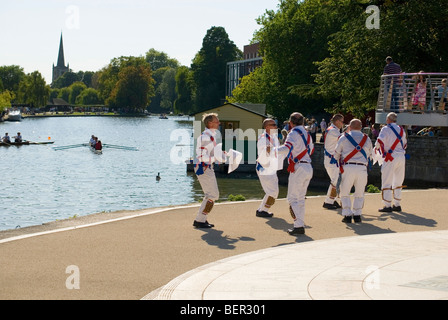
[191,102,268,165]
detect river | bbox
[0,116,298,231]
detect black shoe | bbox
[392,205,402,212]
[288,227,305,235]
[193,220,214,228]
[333,201,342,209]
[353,215,362,223]
[342,216,352,223]
[378,207,393,213]
[256,210,274,218]
[323,202,338,210]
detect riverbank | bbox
[1,188,447,300]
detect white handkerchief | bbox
[228,149,243,174]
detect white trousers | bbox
[257,171,279,212]
[288,163,313,228]
[339,165,368,217]
[381,155,406,207]
[324,157,340,204]
[195,166,219,223]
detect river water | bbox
[0,116,297,231]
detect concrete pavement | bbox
[1,189,447,300]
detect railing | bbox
[377,72,448,114]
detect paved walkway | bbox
[1,189,447,300]
[145,230,448,300]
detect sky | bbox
[0,0,279,84]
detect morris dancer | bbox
[255,118,284,218]
[193,113,227,229]
[334,119,372,223]
[322,114,344,210]
[375,112,407,212]
[276,112,314,236]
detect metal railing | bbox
[377,72,448,113]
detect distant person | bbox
[412,71,427,112]
[14,132,22,143]
[95,140,103,150]
[334,119,372,223]
[320,118,327,133]
[383,56,402,111]
[375,112,407,213]
[90,135,96,148]
[2,133,11,143]
[436,79,447,112]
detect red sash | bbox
[339,134,368,174]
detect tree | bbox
[68,81,87,105]
[109,65,155,112]
[159,68,177,111]
[191,26,242,110]
[97,56,155,112]
[76,88,101,105]
[16,71,50,108]
[174,66,194,114]
[0,90,14,113]
[0,65,25,96]
[145,48,180,71]
[315,0,448,117]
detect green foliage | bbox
[228,194,246,202]
[191,26,242,110]
[76,88,101,105]
[366,184,381,194]
[233,0,448,119]
[16,71,50,108]
[0,90,14,112]
[97,56,155,112]
[174,66,194,115]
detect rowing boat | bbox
[90,146,103,154]
[0,141,55,147]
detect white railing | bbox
[378,72,448,113]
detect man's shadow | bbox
[265,217,314,244]
[198,229,255,250]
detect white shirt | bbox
[257,131,283,173]
[196,128,220,165]
[375,123,407,155]
[334,130,372,165]
[324,124,341,156]
[277,126,314,163]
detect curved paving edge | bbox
[143,230,448,300]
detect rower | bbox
[14,132,22,143]
[2,133,11,143]
[95,139,102,151]
[90,135,96,148]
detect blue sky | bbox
[0,0,279,83]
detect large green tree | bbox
[0,65,25,97]
[174,66,194,115]
[97,56,155,112]
[16,71,50,108]
[191,26,242,111]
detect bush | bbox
[366,184,381,193]
[228,194,246,202]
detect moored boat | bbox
[6,110,22,121]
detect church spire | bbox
[57,33,66,67]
